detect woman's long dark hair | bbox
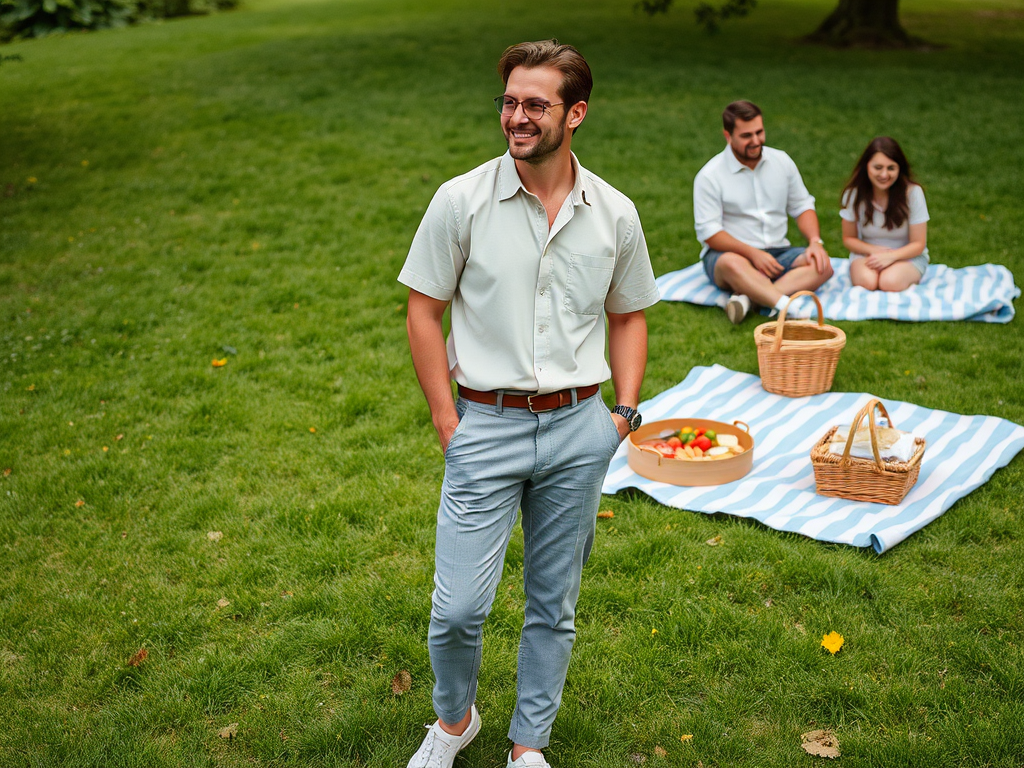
[841,137,920,231]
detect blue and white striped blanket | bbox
[602,365,1024,553]
[656,259,1019,323]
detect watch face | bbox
[628,411,643,431]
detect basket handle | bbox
[840,398,895,471]
[637,444,664,465]
[770,290,824,353]
[732,420,750,433]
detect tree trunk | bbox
[807,0,915,47]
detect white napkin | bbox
[829,425,918,463]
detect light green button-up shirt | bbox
[399,152,659,394]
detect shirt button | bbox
[538,326,546,334]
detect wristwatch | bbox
[612,405,642,432]
[812,237,825,245]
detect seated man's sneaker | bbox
[507,750,551,767]
[406,705,481,768]
[726,293,752,324]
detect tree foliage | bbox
[0,0,237,41]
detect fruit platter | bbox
[626,418,755,487]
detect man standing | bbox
[693,100,833,323]
[399,40,659,768]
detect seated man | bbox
[693,100,833,323]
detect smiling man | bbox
[693,100,833,323]
[399,40,659,768]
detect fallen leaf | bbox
[801,729,840,759]
[26,384,35,391]
[280,730,288,741]
[705,535,722,546]
[391,669,412,695]
[3,468,11,477]
[218,723,238,739]
[121,531,127,539]
[217,598,231,609]
[653,746,667,758]
[821,631,845,655]
[75,499,85,508]
[597,510,614,519]
[207,531,223,542]
[309,427,317,433]
[127,647,148,667]
[680,734,693,743]
[212,358,227,367]
[115,434,124,441]
[102,446,109,452]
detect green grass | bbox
[1,0,1022,765]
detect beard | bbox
[506,119,567,164]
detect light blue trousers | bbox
[429,393,622,749]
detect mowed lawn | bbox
[1,0,1022,765]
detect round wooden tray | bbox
[627,418,755,487]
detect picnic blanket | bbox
[656,259,1019,323]
[602,365,1024,553]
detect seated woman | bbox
[841,137,929,291]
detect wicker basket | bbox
[810,399,926,505]
[755,290,846,397]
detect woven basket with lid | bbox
[810,398,926,505]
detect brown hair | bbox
[497,39,593,112]
[722,100,762,133]
[842,137,920,230]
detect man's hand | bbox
[435,415,460,453]
[750,249,784,278]
[864,251,896,271]
[610,413,630,442]
[804,241,830,273]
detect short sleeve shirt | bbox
[693,145,816,259]
[840,184,929,258]
[399,152,660,394]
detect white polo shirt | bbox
[693,144,816,259]
[399,151,660,394]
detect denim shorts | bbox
[849,252,930,277]
[702,245,807,285]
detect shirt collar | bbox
[498,151,591,207]
[723,142,767,174]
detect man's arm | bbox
[704,230,785,279]
[794,209,829,273]
[607,309,648,440]
[406,288,459,452]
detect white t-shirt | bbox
[840,184,929,260]
[399,152,660,394]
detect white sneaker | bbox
[406,705,481,768]
[507,750,551,767]
[726,293,751,324]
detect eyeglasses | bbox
[494,96,564,121]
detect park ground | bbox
[1,0,1022,765]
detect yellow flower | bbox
[212,358,228,367]
[27,177,37,184]
[821,631,845,655]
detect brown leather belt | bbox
[458,384,600,413]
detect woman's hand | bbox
[864,250,897,271]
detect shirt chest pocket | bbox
[563,252,615,316]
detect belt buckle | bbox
[527,393,556,413]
